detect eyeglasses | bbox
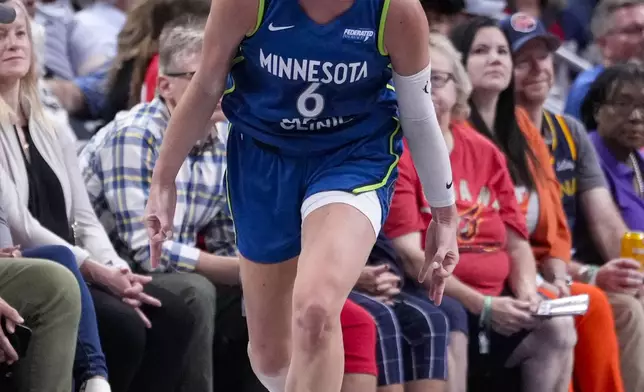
[430,71,455,89]
[607,100,644,115]
[163,71,196,79]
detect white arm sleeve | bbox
[392,63,455,207]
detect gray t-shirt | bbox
[542,114,607,194]
[543,113,607,262]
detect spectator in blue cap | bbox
[504,11,640,392]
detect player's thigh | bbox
[293,123,401,318]
[226,127,302,342]
[296,193,380,317]
[226,126,304,263]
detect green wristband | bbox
[479,296,493,328]
[588,266,600,285]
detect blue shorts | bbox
[225,119,403,263]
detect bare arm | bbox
[445,276,486,314]
[46,80,85,114]
[196,253,240,285]
[391,232,486,313]
[506,228,538,299]
[152,0,258,185]
[391,232,430,290]
[581,188,627,261]
[384,0,457,223]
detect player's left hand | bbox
[420,217,459,305]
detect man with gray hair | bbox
[564,0,644,118]
[78,16,236,392]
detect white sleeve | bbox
[392,63,455,207]
[0,164,91,265]
[57,125,130,269]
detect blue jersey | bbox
[221,0,398,155]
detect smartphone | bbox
[1,317,31,359]
[0,318,31,383]
[533,294,590,318]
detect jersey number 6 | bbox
[297,82,325,118]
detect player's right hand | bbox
[421,205,459,306]
[145,183,177,269]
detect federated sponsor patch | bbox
[342,28,375,43]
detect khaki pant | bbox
[0,257,81,392]
[607,293,644,392]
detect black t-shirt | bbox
[16,125,74,244]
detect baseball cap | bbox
[501,12,561,54]
[0,2,16,24]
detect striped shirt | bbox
[78,98,235,272]
[69,2,125,76]
[35,1,75,80]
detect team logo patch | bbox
[510,13,537,33]
[342,28,375,43]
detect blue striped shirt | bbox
[78,98,235,272]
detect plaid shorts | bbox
[349,289,449,386]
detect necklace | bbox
[629,152,644,198]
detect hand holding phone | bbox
[533,294,590,318]
[0,298,27,365]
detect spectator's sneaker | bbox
[79,378,111,392]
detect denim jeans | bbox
[22,246,108,383]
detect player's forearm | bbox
[153,76,224,185]
[385,0,455,209]
[196,252,240,285]
[393,67,456,209]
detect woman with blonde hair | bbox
[384,32,576,392]
[0,2,194,391]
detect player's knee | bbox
[248,341,290,376]
[292,296,339,352]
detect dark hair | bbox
[449,16,537,188]
[107,0,211,108]
[420,0,465,15]
[580,62,644,130]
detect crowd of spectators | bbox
[2,0,644,391]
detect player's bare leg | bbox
[285,202,378,392]
[242,256,298,392]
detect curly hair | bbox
[106,0,211,107]
[580,62,644,130]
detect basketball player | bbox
[145,0,458,391]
